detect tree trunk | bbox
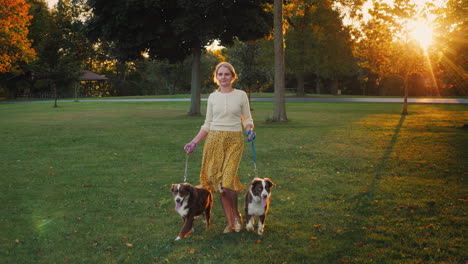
[273,0,287,122]
[296,74,305,97]
[52,82,58,108]
[366,73,378,95]
[188,47,202,115]
[401,74,409,115]
[330,78,338,95]
[315,74,321,94]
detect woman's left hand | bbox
[184,141,197,154]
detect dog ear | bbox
[264,178,277,188]
[182,184,194,195]
[251,178,262,190]
[251,178,262,185]
[185,184,197,200]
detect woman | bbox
[184,62,255,233]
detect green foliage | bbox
[93,51,219,97]
[285,1,359,95]
[224,40,274,94]
[87,0,274,62]
[0,101,466,263]
[27,0,52,51]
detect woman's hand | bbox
[246,130,256,142]
[184,141,197,154]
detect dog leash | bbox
[184,154,189,183]
[250,139,258,178]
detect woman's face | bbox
[216,66,234,87]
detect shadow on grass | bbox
[322,114,407,262]
[375,114,406,179]
[355,114,406,204]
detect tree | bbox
[27,0,52,52]
[0,0,36,72]
[34,0,89,106]
[432,0,467,95]
[87,0,273,115]
[225,40,273,102]
[285,1,319,96]
[286,1,358,95]
[273,0,287,122]
[352,0,431,114]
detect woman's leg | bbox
[222,188,242,232]
[220,191,234,232]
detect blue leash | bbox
[250,140,258,177]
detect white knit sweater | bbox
[201,89,254,132]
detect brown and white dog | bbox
[244,178,276,235]
[170,183,213,240]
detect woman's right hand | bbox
[184,141,197,154]
[247,130,256,142]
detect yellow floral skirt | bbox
[200,130,245,193]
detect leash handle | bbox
[184,154,189,182]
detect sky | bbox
[46,0,57,9]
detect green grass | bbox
[2,93,466,102]
[1,100,467,264]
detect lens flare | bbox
[410,22,433,50]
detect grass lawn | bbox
[0,100,466,264]
[2,93,467,102]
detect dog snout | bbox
[262,194,268,199]
[176,198,181,203]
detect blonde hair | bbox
[213,62,238,86]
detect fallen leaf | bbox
[313,225,322,232]
[125,243,133,247]
[310,237,318,240]
[356,241,366,246]
[188,248,196,254]
[310,243,318,246]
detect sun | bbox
[409,21,433,50]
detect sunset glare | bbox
[46,0,57,9]
[409,21,433,50]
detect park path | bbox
[1,97,467,104]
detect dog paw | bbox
[246,224,254,232]
[257,230,264,235]
[175,236,181,241]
